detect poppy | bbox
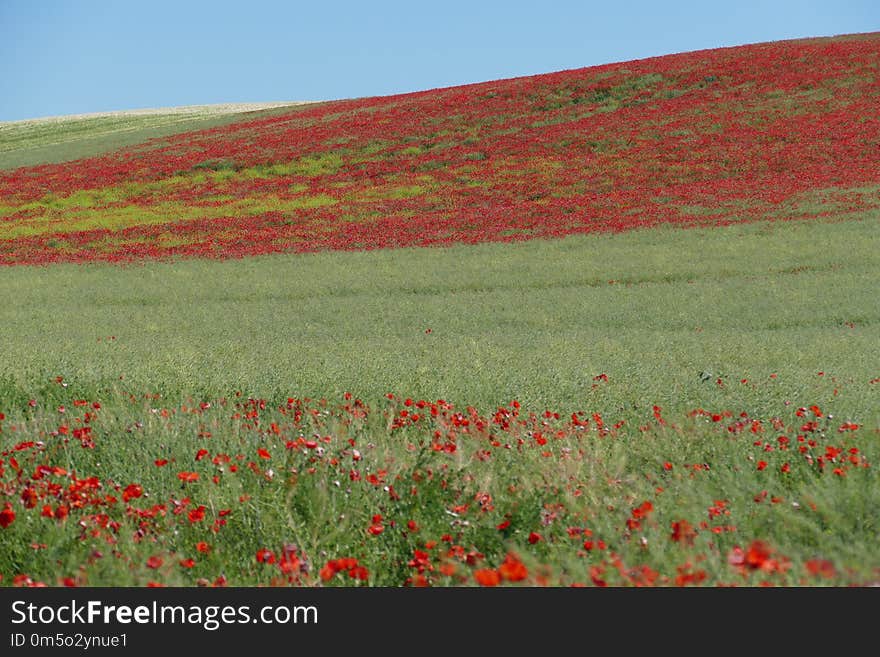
[0,504,15,529]
[498,554,528,582]
[474,569,501,587]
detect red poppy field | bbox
[1,33,878,264]
[0,382,877,587]
[0,33,878,586]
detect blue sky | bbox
[1,0,877,121]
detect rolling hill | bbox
[0,32,878,265]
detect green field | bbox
[1,213,878,586]
[0,103,311,170]
[2,215,877,422]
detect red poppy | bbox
[670,520,697,546]
[675,565,707,587]
[474,569,501,587]
[320,562,338,582]
[745,541,773,569]
[122,484,143,502]
[805,559,836,579]
[256,548,276,564]
[188,506,206,523]
[278,554,300,575]
[498,554,528,582]
[350,565,368,581]
[0,504,15,529]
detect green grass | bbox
[1,215,877,424]
[0,216,877,586]
[0,194,340,240]
[0,104,312,170]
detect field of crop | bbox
[0,103,311,171]
[0,33,878,587]
[1,215,878,416]
[1,215,877,586]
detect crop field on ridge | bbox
[0,103,310,171]
[0,33,878,587]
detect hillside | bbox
[0,102,312,171]
[0,33,878,265]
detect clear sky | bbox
[1,0,877,122]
